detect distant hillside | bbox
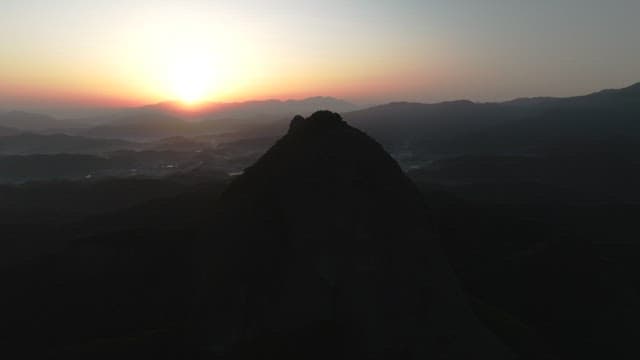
[409,141,640,202]
[0,178,190,224]
[0,154,130,182]
[346,100,523,152]
[83,113,193,140]
[0,125,21,137]
[0,133,138,155]
[137,96,357,120]
[346,82,640,155]
[459,82,640,152]
[0,111,83,131]
[82,97,357,140]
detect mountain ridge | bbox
[345,81,640,154]
[0,110,84,131]
[192,111,511,359]
[0,132,138,155]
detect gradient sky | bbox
[1,0,640,116]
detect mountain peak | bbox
[288,110,347,134]
[194,115,510,358]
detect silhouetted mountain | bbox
[455,83,640,153]
[3,106,638,359]
[0,110,82,131]
[0,133,138,155]
[2,83,639,360]
[138,96,358,120]
[346,82,640,155]
[81,97,357,140]
[193,111,511,359]
[346,100,521,153]
[410,143,640,202]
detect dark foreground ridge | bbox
[192,111,513,359]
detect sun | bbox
[169,55,216,104]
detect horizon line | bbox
[2,80,638,119]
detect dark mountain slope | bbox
[0,154,132,182]
[193,111,511,359]
[2,112,519,359]
[0,176,229,358]
[455,83,640,153]
[344,100,526,152]
[409,142,640,202]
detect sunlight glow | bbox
[112,9,264,106]
[169,55,216,104]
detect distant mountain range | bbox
[74,97,357,140]
[2,83,639,146]
[85,81,640,143]
[0,133,138,155]
[0,97,357,139]
[0,111,84,131]
[347,81,640,155]
[134,96,358,120]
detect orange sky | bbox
[2,1,639,116]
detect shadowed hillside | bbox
[346,82,640,156]
[0,111,83,131]
[192,111,511,359]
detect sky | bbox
[1,0,640,116]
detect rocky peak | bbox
[288,110,348,134]
[193,112,511,359]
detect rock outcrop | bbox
[193,111,512,359]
